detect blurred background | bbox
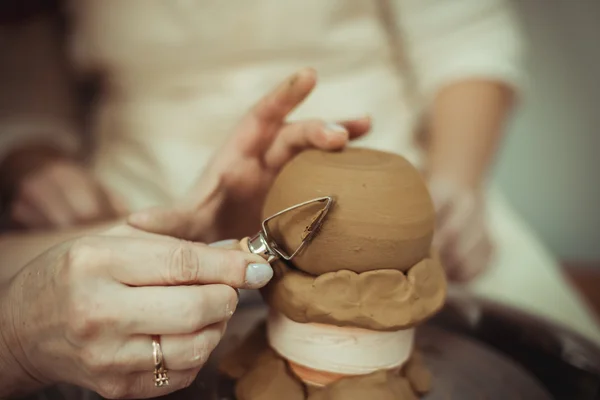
[1,3,600,399]
[0,1,598,291]
[2,1,597,264]
[494,0,600,264]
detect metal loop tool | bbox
[246,196,334,263]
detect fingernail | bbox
[324,122,348,136]
[245,263,273,288]
[209,239,238,248]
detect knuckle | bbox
[66,300,101,341]
[67,237,102,270]
[214,250,247,286]
[167,241,200,284]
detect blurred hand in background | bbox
[428,177,493,282]
[0,145,128,229]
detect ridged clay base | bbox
[219,322,432,400]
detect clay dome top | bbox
[262,147,435,275]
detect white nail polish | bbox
[325,122,348,134]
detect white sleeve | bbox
[0,14,82,164]
[390,0,526,103]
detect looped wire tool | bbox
[244,196,334,263]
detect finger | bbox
[236,68,317,155]
[127,167,224,240]
[131,367,202,399]
[103,185,130,216]
[20,178,73,227]
[453,232,494,283]
[438,232,461,281]
[98,236,271,288]
[337,116,372,139]
[208,239,242,250]
[56,171,105,222]
[127,206,203,240]
[103,224,174,240]
[452,242,493,283]
[263,120,345,168]
[433,193,475,250]
[118,322,227,372]
[453,208,487,261]
[10,199,49,228]
[264,118,371,169]
[441,197,486,278]
[120,286,236,335]
[58,168,127,222]
[92,179,130,219]
[427,179,457,243]
[250,67,317,127]
[95,368,200,399]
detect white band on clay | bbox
[266,310,414,376]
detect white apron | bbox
[65,0,600,343]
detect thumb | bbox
[127,206,197,239]
[104,187,130,216]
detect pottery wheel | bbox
[206,305,553,400]
[414,326,552,399]
[35,299,593,400]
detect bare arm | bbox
[392,0,524,186]
[0,221,116,395]
[390,0,524,280]
[426,80,515,188]
[0,220,121,284]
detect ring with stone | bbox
[152,336,169,387]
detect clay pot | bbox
[262,148,435,275]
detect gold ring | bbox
[152,336,169,387]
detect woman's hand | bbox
[428,178,494,282]
[0,145,128,229]
[128,68,371,242]
[0,224,271,399]
[423,80,513,283]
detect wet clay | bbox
[307,370,418,400]
[262,148,435,275]
[404,351,432,395]
[219,322,269,380]
[260,253,446,331]
[220,322,431,400]
[235,349,306,400]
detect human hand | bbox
[128,68,371,242]
[0,145,127,229]
[0,225,271,398]
[428,178,494,283]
